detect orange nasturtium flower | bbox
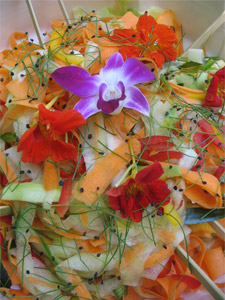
[111,13,178,68]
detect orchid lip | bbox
[97,81,126,114]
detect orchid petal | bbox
[121,57,156,87]
[123,86,150,116]
[51,66,100,97]
[99,53,124,85]
[104,52,124,70]
[74,96,100,119]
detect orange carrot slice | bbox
[144,244,174,269]
[42,160,59,190]
[169,81,204,95]
[0,151,18,183]
[180,168,222,208]
[203,247,225,280]
[120,11,138,28]
[72,138,141,204]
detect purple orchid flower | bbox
[51,52,156,119]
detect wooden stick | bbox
[58,0,70,25]
[26,0,44,45]
[183,10,225,53]
[209,221,225,242]
[175,245,225,300]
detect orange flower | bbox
[111,13,177,68]
[17,105,86,164]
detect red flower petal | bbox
[50,140,78,162]
[147,180,171,205]
[18,125,52,163]
[136,14,157,32]
[135,162,164,183]
[39,104,86,135]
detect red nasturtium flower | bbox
[203,67,225,107]
[111,13,177,68]
[105,162,171,222]
[17,104,86,164]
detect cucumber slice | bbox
[175,73,195,88]
[161,165,181,180]
[2,183,61,204]
[187,49,204,64]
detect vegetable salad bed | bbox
[0,3,224,300]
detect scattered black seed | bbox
[62,104,66,109]
[163,245,167,249]
[79,143,83,148]
[169,165,172,169]
[20,170,25,174]
[26,229,29,233]
[165,76,169,80]
[125,139,128,143]
[25,32,28,35]
[151,214,155,218]
[92,10,95,12]
[96,186,100,191]
[99,151,104,155]
[0,78,4,82]
[11,72,14,76]
[15,63,18,66]
[196,165,201,169]
[16,137,19,142]
[202,181,207,185]
[49,77,52,81]
[67,282,72,287]
[20,74,25,77]
[179,122,182,127]
[157,212,163,216]
[36,298,39,300]
[193,119,197,124]
[97,253,101,257]
[218,142,222,146]
[173,186,178,190]
[170,26,175,32]
[81,16,84,21]
[83,231,86,236]
[100,280,104,285]
[99,27,102,30]
[216,193,220,197]
[91,35,95,38]
[8,99,12,103]
[151,68,155,72]
[57,285,60,289]
[179,133,184,137]
[205,79,208,83]
[151,201,155,206]
[14,47,17,50]
[26,124,30,129]
[94,236,99,240]
[70,50,74,54]
[52,256,55,261]
[94,272,98,279]
[80,187,84,193]
[26,270,30,274]
[177,107,182,111]
[173,105,177,108]
[88,279,93,284]
[113,229,116,232]
[165,111,169,116]
[79,246,83,250]
[30,39,34,42]
[28,42,32,46]
[88,133,93,139]
[145,11,148,13]
[132,34,136,37]
[171,91,176,95]
[43,32,47,36]
[117,276,121,280]
[178,83,184,86]
[59,181,64,186]
[179,189,183,192]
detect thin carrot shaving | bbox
[203,247,225,280]
[0,288,34,300]
[42,159,59,190]
[28,236,52,244]
[80,211,88,227]
[144,244,174,269]
[28,277,57,289]
[90,235,106,247]
[72,138,141,204]
[0,150,18,183]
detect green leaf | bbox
[1,132,18,143]
[184,208,225,225]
